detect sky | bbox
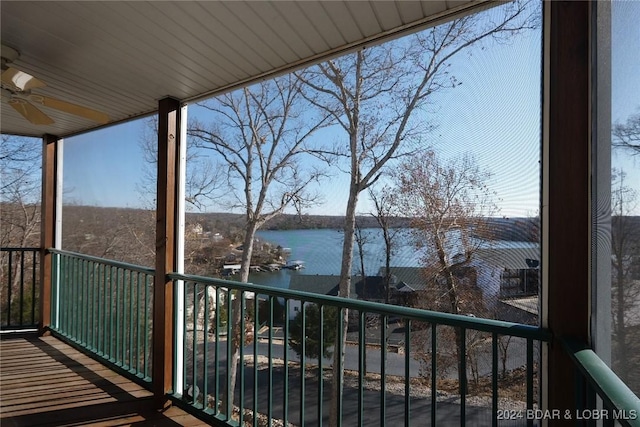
[611,0,640,190]
[59,0,638,217]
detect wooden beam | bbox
[546,1,592,419]
[39,134,59,335]
[152,97,181,407]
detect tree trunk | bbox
[384,228,391,305]
[444,268,466,396]
[329,183,359,427]
[221,220,258,415]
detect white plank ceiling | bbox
[1,1,495,138]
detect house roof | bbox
[377,267,428,291]
[500,296,539,315]
[1,1,497,139]
[474,242,540,270]
[289,275,358,297]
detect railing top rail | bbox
[49,248,155,275]
[170,271,552,341]
[1,247,40,251]
[43,248,550,340]
[563,338,640,427]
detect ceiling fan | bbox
[1,44,109,126]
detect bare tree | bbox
[1,135,41,249]
[1,135,42,310]
[394,150,498,394]
[369,186,402,304]
[60,206,156,266]
[297,2,535,419]
[138,117,223,210]
[611,169,640,384]
[613,112,640,155]
[188,74,330,414]
[353,219,371,296]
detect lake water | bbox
[248,228,422,289]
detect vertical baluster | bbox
[95,264,101,354]
[7,251,12,327]
[139,272,144,376]
[109,264,114,359]
[204,284,210,411]
[83,258,87,343]
[96,262,101,351]
[135,271,140,375]
[405,319,411,427]
[358,310,365,427]
[102,263,107,355]
[192,282,198,405]
[69,256,74,337]
[337,307,344,427]
[182,280,189,396]
[75,258,85,344]
[101,263,106,355]
[64,256,70,334]
[75,257,79,340]
[48,251,54,329]
[300,302,306,427]
[122,268,127,367]
[129,269,134,369]
[431,324,437,427]
[103,266,113,358]
[31,250,37,327]
[86,259,91,345]
[75,257,80,340]
[85,260,90,347]
[526,338,534,427]
[283,298,290,427]
[603,402,615,427]
[460,327,467,427]
[54,253,59,331]
[119,267,125,364]
[318,304,324,427]
[81,259,86,344]
[226,288,233,420]
[214,286,220,412]
[143,272,149,379]
[492,333,498,427]
[122,268,127,364]
[19,251,25,326]
[70,255,75,335]
[91,261,95,347]
[87,261,92,348]
[268,296,274,425]
[61,255,67,333]
[239,291,246,422]
[381,315,387,427]
[252,293,259,427]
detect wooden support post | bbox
[546,1,592,420]
[153,97,181,407]
[39,134,59,335]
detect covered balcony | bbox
[1,1,639,426]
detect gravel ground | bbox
[234,354,532,426]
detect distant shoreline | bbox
[56,204,545,242]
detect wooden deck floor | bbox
[0,334,209,427]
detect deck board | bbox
[0,335,209,427]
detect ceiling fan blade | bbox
[1,67,46,91]
[28,94,109,124]
[8,98,54,125]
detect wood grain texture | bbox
[0,335,208,427]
